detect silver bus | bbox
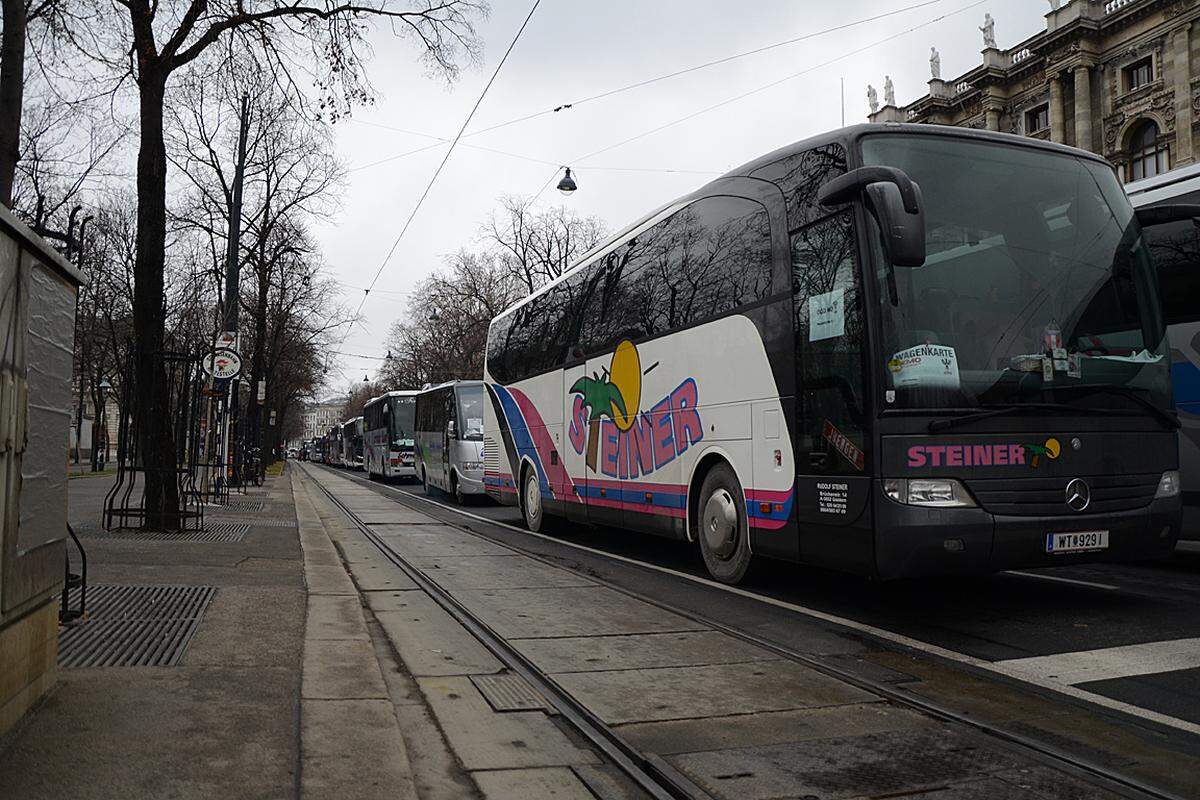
[415,380,486,503]
[1128,162,1200,553]
[363,390,419,481]
[340,416,364,470]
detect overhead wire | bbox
[336,0,544,355]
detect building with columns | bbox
[871,0,1199,182]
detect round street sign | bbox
[204,348,242,379]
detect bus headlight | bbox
[884,478,977,508]
[1155,470,1181,499]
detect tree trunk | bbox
[0,0,27,208]
[133,71,180,529]
[585,417,601,473]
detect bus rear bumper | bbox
[875,497,1180,579]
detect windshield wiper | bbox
[1046,384,1180,430]
[928,403,1128,433]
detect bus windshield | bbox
[456,386,485,440]
[861,134,1171,415]
[388,396,416,448]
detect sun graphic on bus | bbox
[570,339,642,471]
[1023,437,1061,468]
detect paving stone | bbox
[303,638,388,700]
[302,698,418,800]
[347,560,420,592]
[511,630,774,673]
[372,593,504,677]
[473,767,597,800]
[305,564,358,596]
[453,586,708,639]
[552,660,878,724]
[306,595,369,641]
[373,525,516,558]
[618,703,931,755]
[668,727,1024,800]
[412,554,597,591]
[416,676,598,771]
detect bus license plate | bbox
[1046,530,1109,554]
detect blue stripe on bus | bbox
[491,384,553,499]
[1173,360,1200,404]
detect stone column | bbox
[985,106,1001,132]
[1049,75,1065,144]
[1074,65,1093,152]
[1173,23,1194,165]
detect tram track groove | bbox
[306,464,1192,800]
[304,466,709,800]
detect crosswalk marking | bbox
[995,638,1200,685]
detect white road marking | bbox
[317,470,1200,738]
[996,638,1200,686]
[1002,571,1119,591]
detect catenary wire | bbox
[337,0,544,353]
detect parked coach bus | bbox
[341,416,364,470]
[363,391,419,481]
[1127,162,1200,553]
[323,425,342,467]
[483,123,1188,584]
[415,380,486,504]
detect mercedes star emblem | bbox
[1065,478,1091,512]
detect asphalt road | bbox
[306,463,1200,796]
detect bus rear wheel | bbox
[521,468,544,533]
[696,463,752,584]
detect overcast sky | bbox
[316,0,1054,388]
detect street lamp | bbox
[557,167,577,195]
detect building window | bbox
[1025,104,1049,134]
[1124,57,1153,92]
[1127,120,1167,182]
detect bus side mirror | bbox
[446,420,456,438]
[818,166,926,267]
[1135,204,1200,229]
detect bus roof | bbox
[363,390,421,408]
[490,123,1113,325]
[1125,160,1200,205]
[419,379,484,394]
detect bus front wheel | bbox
[521,468,544,533]
[421,467,430,495]
[696,464,752,584]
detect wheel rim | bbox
[702,488,739,560]
[525,474,541,523]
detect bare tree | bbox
[483,195,606,294]
[382,250,519,388]
[72,0,484,527]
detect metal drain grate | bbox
[218,499,266,513]
[207,516,295,528]
[75,523,249,543]
[471,673,552,712]
[58,585,216,667]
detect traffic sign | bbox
[203,349,242,379]
[213,331,240,352]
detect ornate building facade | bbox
[872,0,1200,182]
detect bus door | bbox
[442,388,455,487]
[789,210,874,572]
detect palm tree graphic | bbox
[570,367,627,472]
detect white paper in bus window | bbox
[808,288,844,342]
[890,343,961,390]
[466,418,484,436]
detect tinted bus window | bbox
[792,210,867,473]
[750,144,848,230]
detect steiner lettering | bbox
[907,444,1026,468]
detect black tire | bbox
[452,473,465,505]
[421,467,430,495]
[695,463,752,584]
[520,467,544,533]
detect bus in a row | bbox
[1126,162,1200,554]
[363,391,419,480]
[483,123,1188,583]
[414,380,487,504]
